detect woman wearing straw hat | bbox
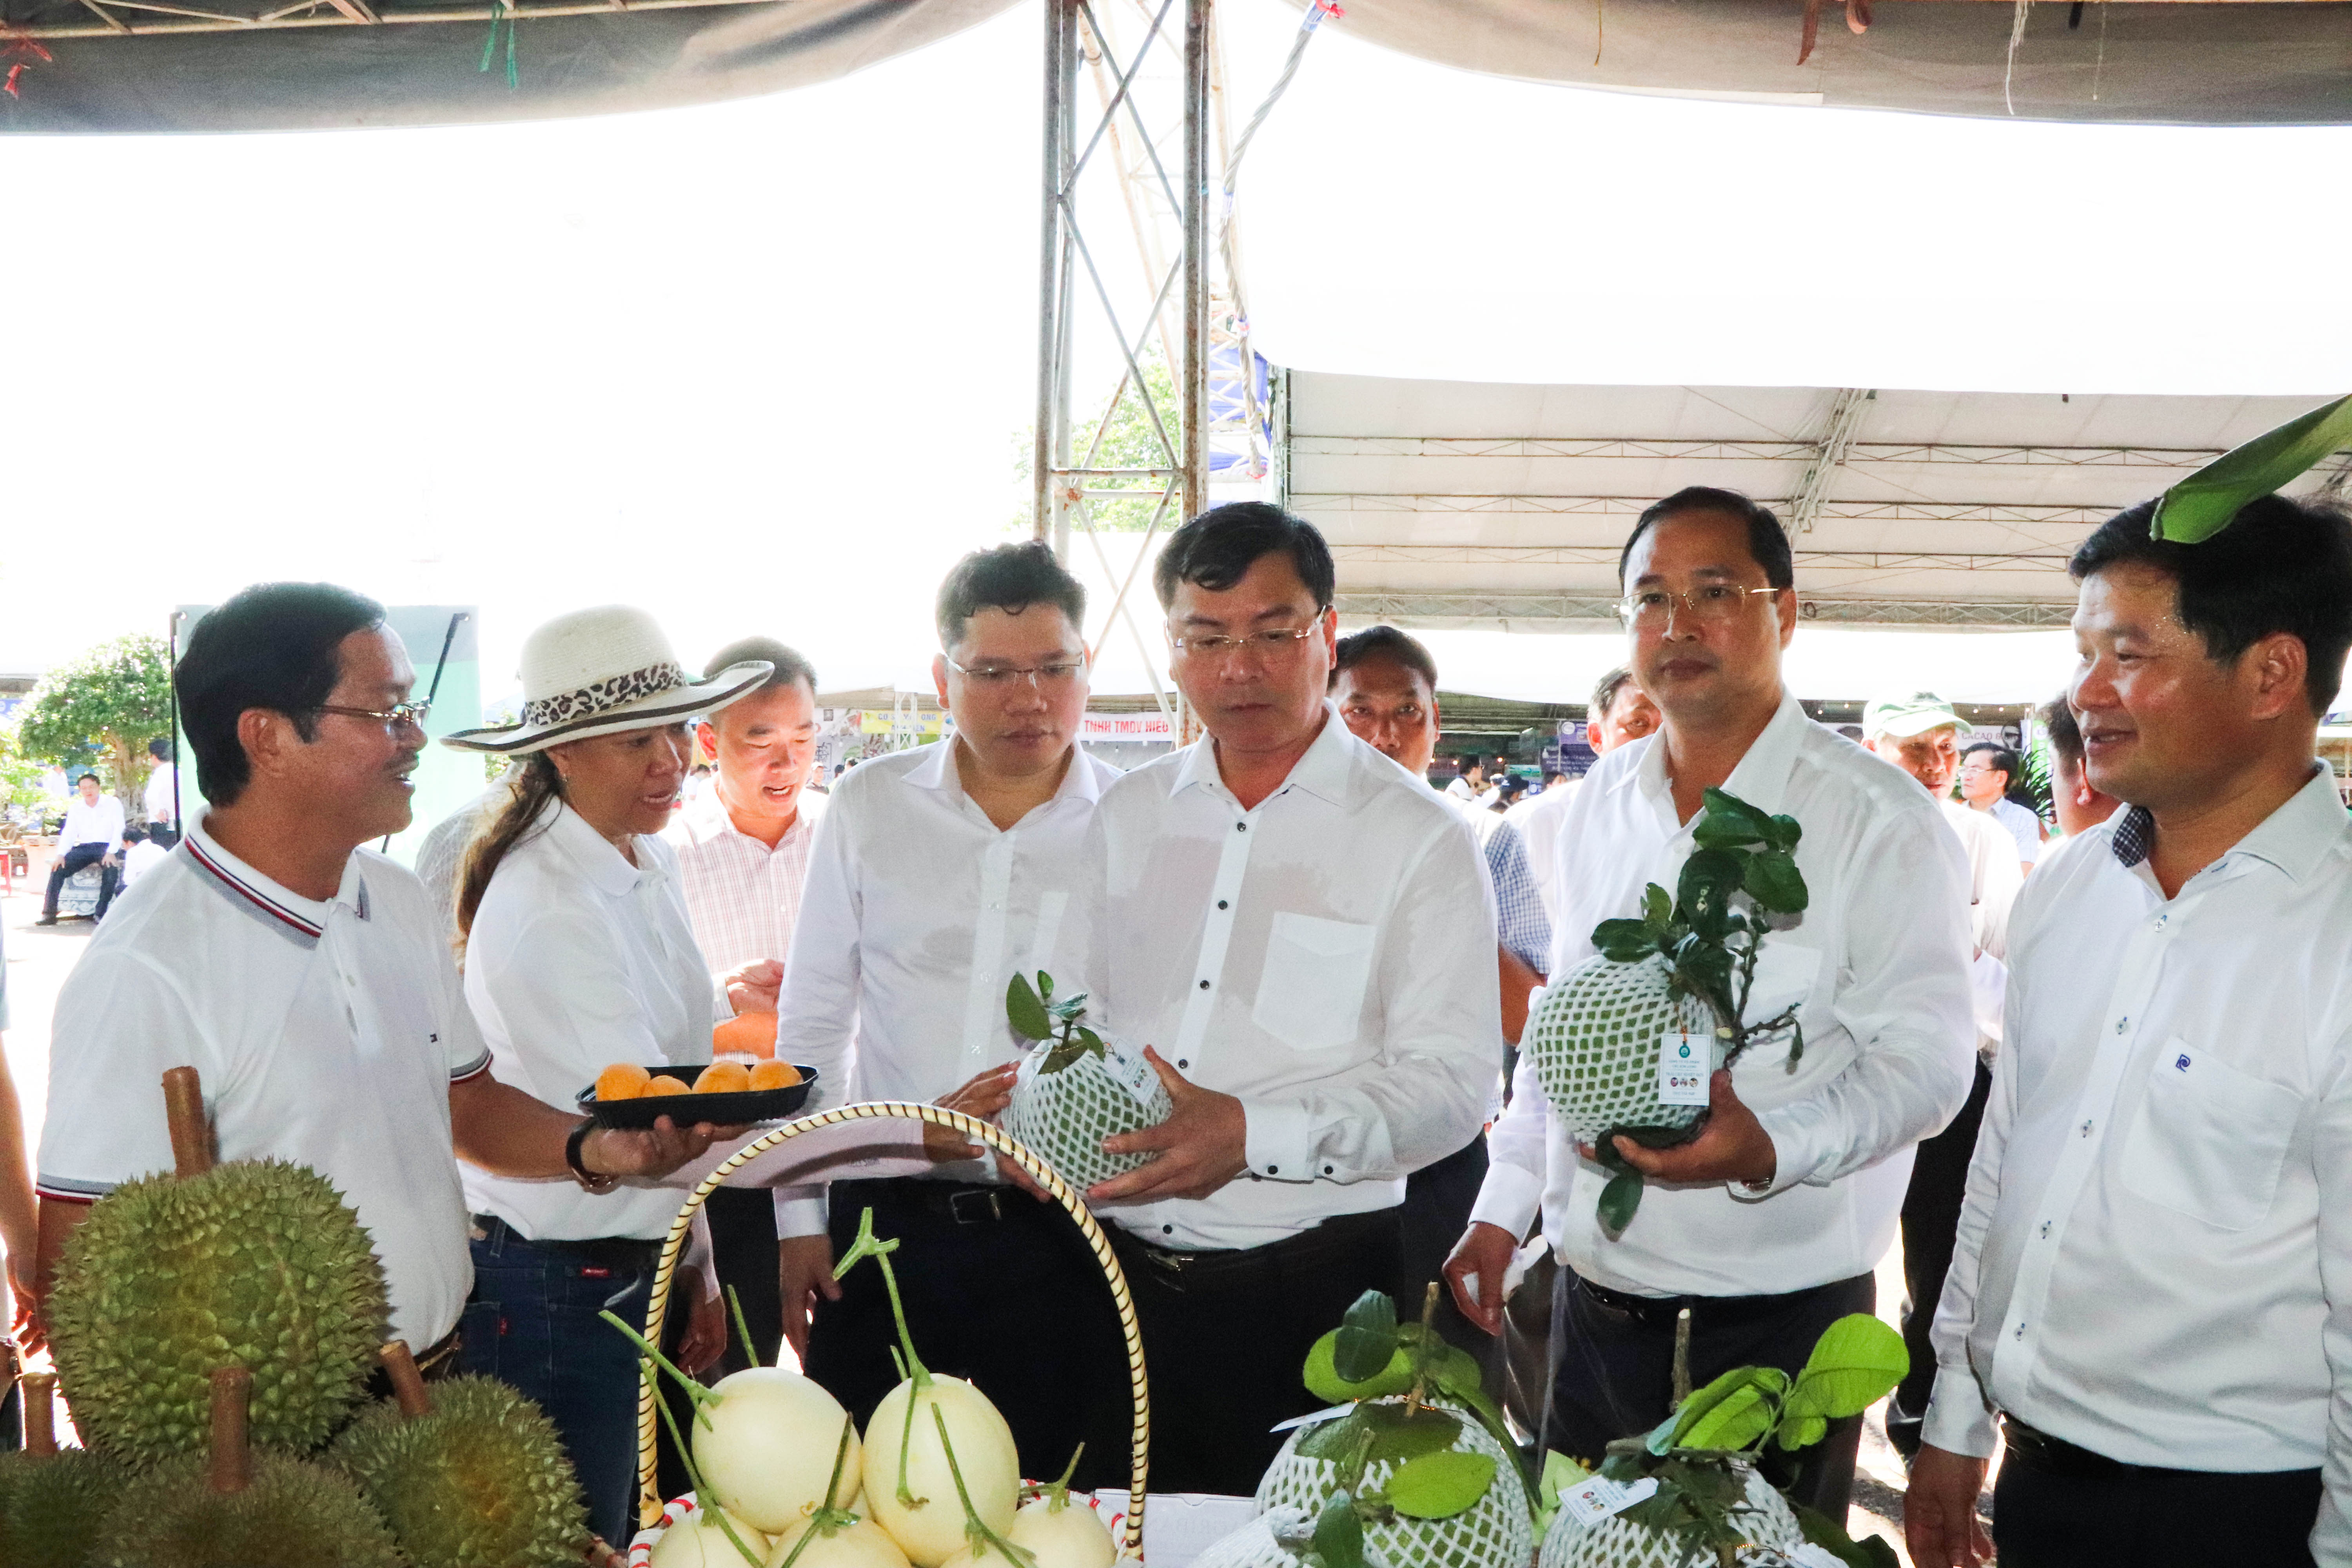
[441,605,773,1545]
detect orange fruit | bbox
[595,1063,652,1102]
[694,1062,752,1095]
[644,1075,692,1097]
[749,1060,802,1092]
[714,1010,777,1060]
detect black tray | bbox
[575,1066,818,1129]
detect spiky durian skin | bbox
[49,1160,389,1469]
[330,1376,588,1568]
[0,1448,124,1568]
[91,1451,407,1568]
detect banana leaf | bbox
[2152,393,2352,544]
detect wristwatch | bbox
[565,1119,620,1194]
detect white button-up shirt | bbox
[1924,767,2352,1530]
[59,793,125,853]
[1066,707,1498,1252]
[142,763,186,829]
[1506,780,1580,926]
[38,820,488,1351]
[665,789,829,979]
[1474,691,1976,1299]
[461,801,715,1242]
[773,741,1121,1236]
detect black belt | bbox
[1111,1205,1400,1290]
[830,1176,1046,1227]
[2000,1417,2168,1480]
[471,1213,662,1272]
[1572,1269,1873,1330]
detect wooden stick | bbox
[379,1342,432,1420]
[20,1372,56,1457]
[162,1066,212,1180]
[208,1368,252,1496]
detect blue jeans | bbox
[460,1217,661,1548]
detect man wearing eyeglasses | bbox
[1443,487,1975,1523]
[775,541,1130,1492]
[1055,503,1499,1494]
[30,582,732,1373]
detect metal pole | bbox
[1181,0,1210,524]
[1033,0,1067,545]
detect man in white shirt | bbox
[37,773,125,925]
[1065,503,1497,1494]
[1958,739,2045,875]
[1446,486,1975,1518]
[2037,692,2121,838]
[1445,754,1485,800]
[1907,493,2352,1568]
[1509,667,1661,925]
[1861,689,2024,1459]
[141,736,186,846]
[665,637,824,1373]
[118,826,168,889]
[32,583,730,1380]
[779,542,1129,1488]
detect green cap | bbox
[1862,691,1961,741]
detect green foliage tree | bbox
[1010,350,1185,534]
[18,635,174,812]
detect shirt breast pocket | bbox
[1252,913,1377,1053]
[2117,1038,2302,1232]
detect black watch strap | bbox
[565,1119,619,1194]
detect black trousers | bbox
[1888,1057,1993,1456]
[804,1178,1129,1494]
[1111,1205,1405,1497]
[43,843,117,918]
[1993,1431,2321,1568]
[1399,1135,1490,1357]
[704,1186,782,1375]
[1546,1267,1875,1522]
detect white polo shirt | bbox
[38,819,488,1352]
[461,801,715,1243]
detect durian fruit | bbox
[47,1068,388,1468]
[0,1371,122,1568]
[1252,1398,1534,1568]
[90,1367,405,1568]
[1537,1459,1803,1568]
[330,1342,589,1568]
[1002,973,1170,1192]
[1523,952,1714,1143]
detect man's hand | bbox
[582,1118,748,1183]
[924,1063,1020,1163]
[1606,1071,1778,1188]
[678,1282,728,1376]
[723,960,784,1018]
[777,1233,842,1363]
[1443,1221,1517,1336]
[1087,1048,1247,1205]
[1905,1444,1993,1567]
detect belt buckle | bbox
[947,1189,1002,1225]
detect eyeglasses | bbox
[312,702,432,731]
[1168,625,1321,661]
[1615,584,1781,628]
[944,656,1088,691]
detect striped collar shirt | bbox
[665,788,829,979]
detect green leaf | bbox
[1303,1330,1416,1403]
[1677,849,1745,938]
[1538,1450,1590,1511]
[1641,1409,1682,1456]
[1693,789,1775,848]
[1742,849,1809,915]
[1332,1291,1400,1383]
[1775,1413,1829,1452]
[1781,1314,1908,1426]
[1296,1402,1461,1465]
[1642,883,1673,930]
[1670,1365,1789,1452]
[1767,813,1803,853]
[1794,1499,1904,1568]
[1592,919,1657,962]
[1597,1170,1645,1238]
[2153,393,2352,544]
[1073,1026,1104,1053]
[1426,1346,1508,1436]
[1382,1450,1498,1519]
[1006,974,1053,1042]
[1036,971,1053,1000]
[1312,1491,1365,1568]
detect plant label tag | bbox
[1101,1039,1158,1105]
[1558,1475,1658,1525]
[1657,1030,1710,1106]
[1269,1403,1356,1434]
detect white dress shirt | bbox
[665,788,829,979]
[1938,797,2023,962]
[1474,691,1976,1299]
[1924,767,2352,1543]
[120,838,169,887]
[461,801,715,1242]
[58,794,125,853]
[142,763,185,828]
[39,820,487,1350]
[773,741,1122,1236]
[1506,780,1580,926]
[1065,707,1499,1252]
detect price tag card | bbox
[1102,1039,1159,1106]
[1558,1475,1659,1526]
[1657,1029,1710,1106]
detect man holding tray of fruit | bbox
[1445,487,1977,1524]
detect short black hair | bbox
[703,637,818,697]
[2071,494,2352,717]
[1962,740,2020,780]
[177,582,386,807]
[1618,486,1795,591]
[76,771,100,786]
[123,825,146,844]
[2040,694,2085,770]
[1330,624,1439,693]
[148,736,171,761]
[936,542,1088,652]
[1591,666,1637,719]
[1154,503,1335,612]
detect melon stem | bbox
[931,1404,1034,1567]
[772,1417,863,1568]
[599,1309,723,1430]
[645,1361,764,1568]
[726,1285,761,1371]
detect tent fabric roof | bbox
[1316,0,2352,127]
